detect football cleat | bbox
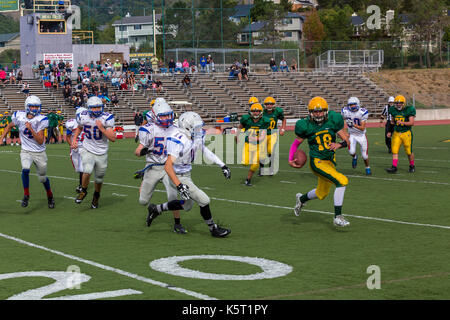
[409,165,415,173]
[21,195,30,207]
[91,194,100,209]
[146,204,160,227]
[47,197,55,209]
[210,225,231,238]
[386,166,397,174]
[244,179,252,186]
[75,191,87,204]
[75,186,83,194]
[352,156,357,169]
[294,193,304,217]
[174,224,188,234]
[333,215,350,227]
[365,168,372,176]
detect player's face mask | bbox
[395,102,404,111]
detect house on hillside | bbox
[0,33,20,54]
[112,14,173,50]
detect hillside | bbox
[367,69,450,108]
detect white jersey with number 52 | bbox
[76,110,114,155]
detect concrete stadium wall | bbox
[72,44,130,69]
[415,108,450,121]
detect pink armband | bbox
[289,139,301,161]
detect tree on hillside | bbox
[318,5,354,41]
[0,14,19,34]
[250,0,291,45]
[303,9,325,54]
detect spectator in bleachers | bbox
[63,86,72,102]
[158,60,167,74]
[228,64,239,80]
[120,76,128,90]
[140,75,149,90]
[210,57,216,73]
[89,60,95,74]
[145,58,152,73]
[45,61,51,76]
[139,59,146,74]
[32,62,39,79]
[100,82,109,98]
[122,60,129,73]
[21,81,30,96]
[110,92,119,108]
[101,68,110,82]
[154,78,163,93]
[175,60,183,73]
[200,55,207,73]
[111,75,120,89]
[130,60,139,74]
[0,68,7,87]
[279,58,289,72]
[65,61,72,76]
[8,70,16,85]
[63,74,72,87]
[77,63,83,77]
[96,61,102,74]
[189,58,197,74]
[82,75,90,86]
[83,64,90,77]
[239,66,249,81]
[52,72,60,90]
[270,58,278,72]
[206,55,212,73]
[58,60,66,72]
[182,74,191,89]
[114,59,122,73]
[291,58,297,72]
[242,58,249,69]
[182,59,190,73]
[38,62,45,77]
[16,70,23,84]
[168,59,176,73]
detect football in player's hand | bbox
[293,149,307,168]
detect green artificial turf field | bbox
[0,124,449,300]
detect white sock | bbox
[307,189,318,200]
[334,187,346,207]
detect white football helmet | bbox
[152,98,174,128]
[25,95,42,116]
[76,106,87,116]
[388,96,395,104]
[347,97,360,112]
[86,96,104,118]
[178,112,204,139]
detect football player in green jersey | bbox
[0,114,7,145]
[289,97,351,227]
[261,96,286,175]
[236,103,271,186]
[386,95,416,173]
[6,112,20,146]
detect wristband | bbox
[339,141,348,148]
[139,147,149,156]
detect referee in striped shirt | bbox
[380,96,395,154]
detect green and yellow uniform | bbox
[0,116,7,143]
[240,114,271,171]
[295,110,348,200]
[7,115,18,137]
[389,105,416,155]
[263,107,284,155]
[57,113,64,136]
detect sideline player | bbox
[288,96,350,227]
[134,98,186,234]
[0,95,55,208]
[71,96,116,208]
[66,107,86,193]
[6,111,20,146]
[341,97,371,175]
[236,103,271,186]
[380,96,394,153]
[261,96,286,175]
[146,111,231,237]
[386,95,416,173]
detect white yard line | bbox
[1,169,449,231]
[0,232,217,300]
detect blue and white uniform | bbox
[65,118,84,172]
[137,123,179,206]
[12,110,49,181]
[341,106,369,159]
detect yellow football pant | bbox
[391,130,413,155]
[242,141,268,172]
[310,158,348,200]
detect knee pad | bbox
[139,197,149,206]
[38,174,47,183]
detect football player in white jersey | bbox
[71,96,116,208]
[134,98,186,233]
[341,97,371,175]
[146,111,232,238]
[0,95,55,208]
[65,107,87,193]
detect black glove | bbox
[139,147,149,156]
[177,183,190,200]
[221,165,231,179]
[133,170,144,179]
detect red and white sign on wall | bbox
[43,53,73,66]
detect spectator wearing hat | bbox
[269,58,277,72]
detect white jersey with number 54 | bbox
[76,110,114,155]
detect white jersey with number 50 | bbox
[341,106,369,136]
[12,111,48,152]
[76,110,114,155]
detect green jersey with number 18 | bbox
[294,110,344,163]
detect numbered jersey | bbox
[166,129,224,175]
[76,111,114,155]
[240,114,271,143]
[263,107,284,132]
[341,106,369,136]
[389,105,416,133]
[12,111,48,152]
[65,118,84,149]
[138,123,180,164]
[294,110,344,162]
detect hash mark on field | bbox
[280,181,297,184]
[64,196,76,200]
[0,232,216,300]
[112,193,128,197]
[1,170,450,230]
